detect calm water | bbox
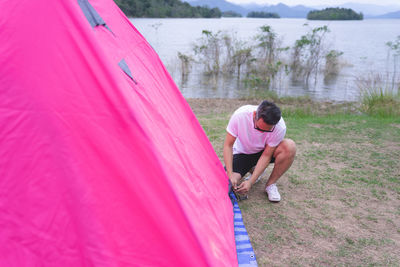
[130,18,400,101]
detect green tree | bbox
[291,25,330,84]
[386,36,400,90]
[247,11,280,18]
[222,11,242,17]
[114,0,222,18]
[307,7,363,20]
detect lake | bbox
[130,18,400,101]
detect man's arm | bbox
[223,132,237,187]
[249,145,276,184]
[236,145,276,194]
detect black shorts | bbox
[233,151,275,177]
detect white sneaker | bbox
[244,175,262,184]
[266,184,281,202]
[244,169,266,184]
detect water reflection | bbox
[132,18,400,101]
[324,73,339,86]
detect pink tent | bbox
[0,0,237,266]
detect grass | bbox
[188,98,400,266]
[358,76,400,117]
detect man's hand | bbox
[224,132,237,189]
[236,180,251,194]
[229,174,240,190]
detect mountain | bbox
[185,0,247,15]
[186,0,400,18]
[260,3,314,18]
[186,0,314,18]
[312,3,400,17]
[373,10,400,19]
[341,3,400,16]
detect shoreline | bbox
[186,97,360,117]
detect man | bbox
[223,100,296,202]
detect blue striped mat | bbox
[230,192,258,267]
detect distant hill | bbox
[373,10,400,19]
[115,0,221,18]
[186,0,314,18]
[259,3,314,18]
[186,0,247,16]
[307,7,363,20]
[340,3,400,17]
[247,11,280,18]
[222,11,242,17]
[312,2,400,17]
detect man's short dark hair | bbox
[256,100,281,125]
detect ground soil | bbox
[187,98,400,266]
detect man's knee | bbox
[284,139,296,157]
[276,139,296,159]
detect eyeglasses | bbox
[254,116,275,132]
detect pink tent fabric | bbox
[0,0,237,266]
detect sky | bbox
[226,0,400,7]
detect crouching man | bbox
[224,100,296,202]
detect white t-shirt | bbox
[226,105,286,154]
